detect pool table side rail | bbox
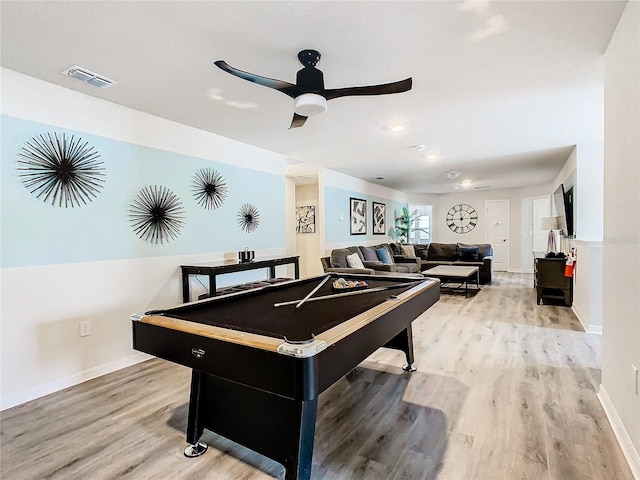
[132,278,438,357]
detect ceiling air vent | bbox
[62,65,117,88]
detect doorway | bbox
[522,196,551,273]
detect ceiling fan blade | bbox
[214,60,304,99]
[289,113,308,129]
[322,77,412,100]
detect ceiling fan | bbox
[214,49,412,129]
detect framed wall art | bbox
[372,202,386,235]
[350,197,367,235]
[296,205,316,233]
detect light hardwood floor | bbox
[1,273,633,479]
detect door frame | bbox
[521,195,552,274]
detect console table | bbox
[534,255,572,306]
[181,255,300,303]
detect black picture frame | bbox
[372,202,386,235]
[350,197,367,235]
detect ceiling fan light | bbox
[293,94,327,117]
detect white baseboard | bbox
[598,384,640,479]
[1,351,151,411]
[571,305,603,334]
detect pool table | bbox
[131,273,439,480]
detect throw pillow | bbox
[401,244,416,258]
[360,245,379,262]
[346,252,365,269]
[376,247,393,264]
[459,246,479,261]
[428,243,459,261]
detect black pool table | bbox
[131,273,440,480]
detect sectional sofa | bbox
[395,242,493,284]
[322,242,493,284]
[320,243,421,275]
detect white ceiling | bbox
[0,1,626,194]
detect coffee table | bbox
[422,265,480,297]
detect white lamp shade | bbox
[293,94,327,116]
[540,216,558,230]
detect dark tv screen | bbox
[554,183,574,237]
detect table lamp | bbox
[540,216,558,254]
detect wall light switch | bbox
[339,214,344,221]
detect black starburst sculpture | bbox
[129,186,186,244]
[192,168,228,209]
[17,132,105,208]
[237,203,260,233]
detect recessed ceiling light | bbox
[461,180,472,188]
[415,144,426,151]
[427,154,438,160]
[391,125,404,132]
[444,170,462,179]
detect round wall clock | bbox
[446,203,478,234]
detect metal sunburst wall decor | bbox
[17,132,105,208]
[192,168,228,209]
[129,185,186,244]
[237,203,260,233]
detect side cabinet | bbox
[534,257,572,307]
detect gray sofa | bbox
[321,243,421,275]
[392,242,493,284]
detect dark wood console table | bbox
[534,255,572,306]
[181,255,300,303]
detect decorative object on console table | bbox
[350,197,366,235]
[238,247,255,263]
[295,205,315,233]
[446,203,477,234]
[372,202,386,235]
[540,216,558,254]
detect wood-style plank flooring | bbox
[1,273,633,479]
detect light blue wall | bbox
[1,115,285,267]
[324,185,407,244]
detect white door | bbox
[486,200,509,271]
[522,196,551,273]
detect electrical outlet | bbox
[633,364,638,395]
[79,320,91,337]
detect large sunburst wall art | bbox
[192,168,228,209]
[238,203,260,233]
[17,132,105,208]
[129,185,186,244]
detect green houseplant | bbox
[394,206,429,243]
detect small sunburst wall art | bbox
[237,203,260,233]
[17,132,106,208]
[192,168,228,209]
[129,185,186,245]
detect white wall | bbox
[600,2,640,477]
[432,183,551,273]
[0,69,288,409]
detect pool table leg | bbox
[283,398,318,480]
[185,370,208,456]
[383,324,417,372]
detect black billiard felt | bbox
[159,276,419,342]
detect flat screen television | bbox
[554,183,574,237]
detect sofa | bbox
[393,242,493,284]
[321,243,421,275]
